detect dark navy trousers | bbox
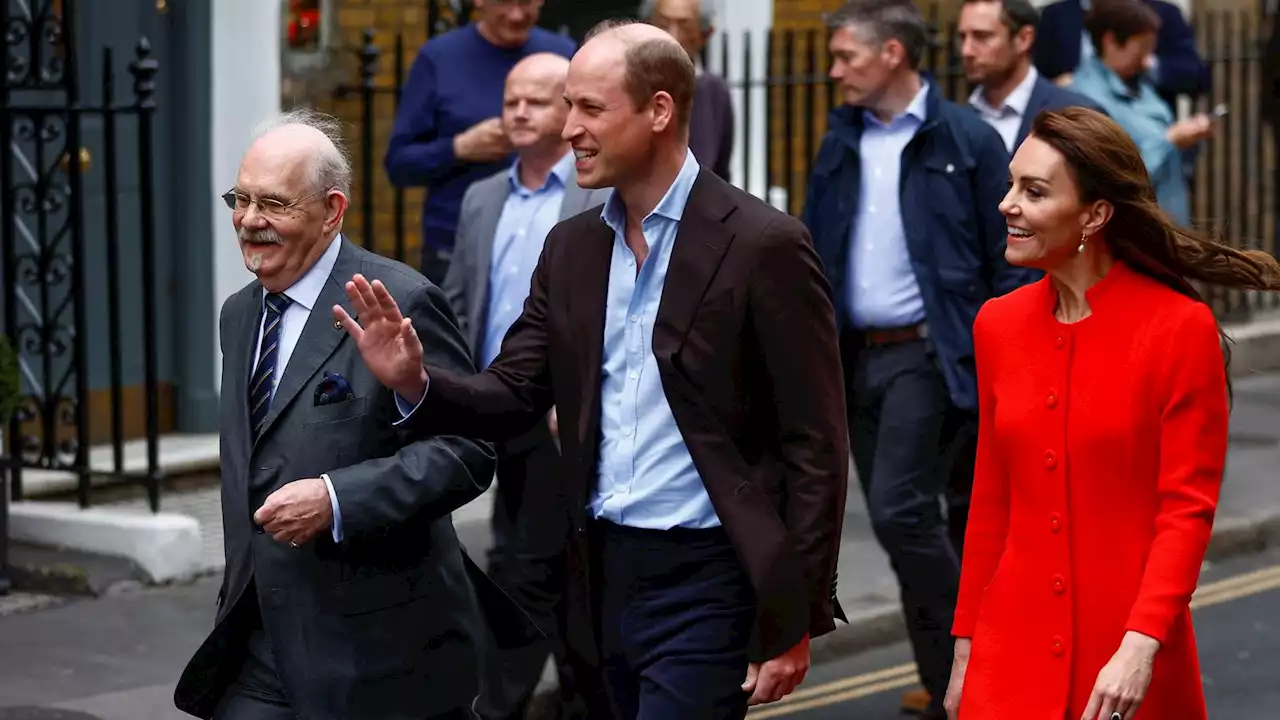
[595,520,757,720]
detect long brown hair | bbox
[1028,107,1280,392]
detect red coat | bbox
[952,261,1227,719]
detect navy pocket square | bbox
[314,372,355,406]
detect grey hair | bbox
[636,0,714,32]
[827,0,930,70]
[251,107,352,196]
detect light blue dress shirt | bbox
[592,149,719,530]
[846,83,929,329]
[1070,56,1189,226]
[480,152,575,368]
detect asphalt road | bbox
[1,547,1277,719]
[747,545,1280,720]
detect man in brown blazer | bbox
[334,19,848,720]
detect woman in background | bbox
[1068,0,1215,227]
[943,106,1280,720]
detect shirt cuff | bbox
[321,472,343,544]
[391,373,429,426]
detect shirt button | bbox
[1046,392,1057,409]
[1052,575,1065,595]
[1054,335,1065,349]
[1049,513,1062,533]
[1044,450,1057,470]
[629,370,638,379]
[1051,636,1064,656]
[629,315,639,323]
[623,428,633,437]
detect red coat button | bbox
[1051,636,1064,656]
[1052,575,1065,595]
[1054,336,1065,349]
[1046,393,1057,409]
[1044,450,1057,470]
[1050,513,1062,533]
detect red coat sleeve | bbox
[952,304,1012,638]
[1124,302,1229,643]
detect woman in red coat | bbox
[943,107,1280,720]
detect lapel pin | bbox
[945,163,955,174]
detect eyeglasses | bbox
[221,187,330,218]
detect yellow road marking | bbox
[749,562,1280,717]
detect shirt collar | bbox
[969,66,1040,116]
[863,80,929,127]
[1083,55,1143,100]
[507,150,575,194]
[600,147,701,233]
[273,233,341,312]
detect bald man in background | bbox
[443,53,612,720]
[641,0,735,181]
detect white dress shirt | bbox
[969,66,1041,154]
[252,233,346,543]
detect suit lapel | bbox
[230,286,261,459]
[1016,80,1051,148]
[252,242,359,450]
[653,172,736,358]
[471,176,509,311]
[572,218,614,451]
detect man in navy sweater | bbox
[385,0,575,285]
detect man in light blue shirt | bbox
[439,52,611,720]
[339,20,849,719]
[801,2,1037,716]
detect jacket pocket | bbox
[303,396,368,426]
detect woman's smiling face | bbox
[999,135,1109,270]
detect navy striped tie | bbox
[250,292,292,441]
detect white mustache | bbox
[239,227,283,245]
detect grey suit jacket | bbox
[174,239,519,720]
[442,163,612,363]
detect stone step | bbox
[9,433,220,499]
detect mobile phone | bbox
[1212,103,1229,119]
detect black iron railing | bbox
[0,0,163,594]
[323,8,1275,319]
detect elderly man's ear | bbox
[323,191,349,233]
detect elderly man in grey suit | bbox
[173,109,515,720]
[442,53,612,720]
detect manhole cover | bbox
[0,710,103,720]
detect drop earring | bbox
[1077,232,1087,253]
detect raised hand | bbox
[333,274,429,403]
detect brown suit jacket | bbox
[409,168,849,663]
